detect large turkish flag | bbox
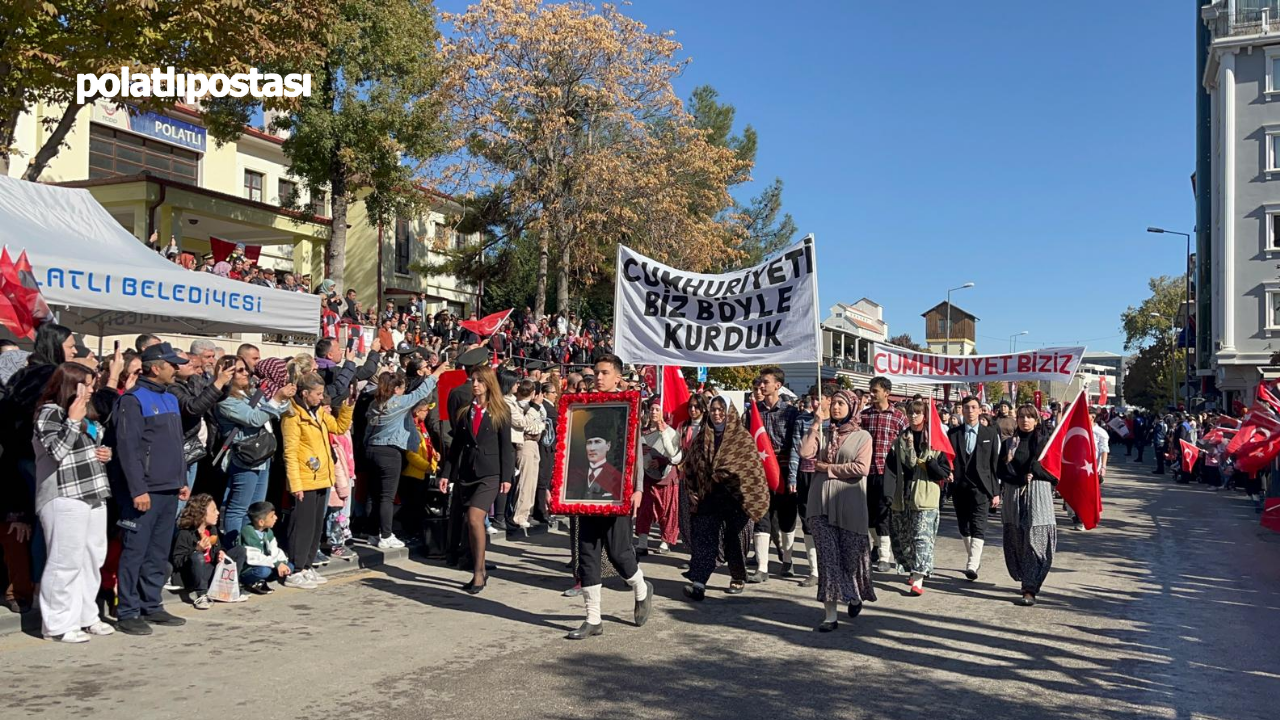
[748,402,782,492]
[1039,391,1102,529]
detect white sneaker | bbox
[284,574,317,590]
[193,594,211,610]
[376,534,406,549]
[657,542,670,553]
[305,568,329,585]
[45,629,90,643]
[83,621,115,636]
[486,525,498,536]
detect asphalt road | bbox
[4,454,1278,720]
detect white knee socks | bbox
[753,532,771,574]
[967,538,985,572]
[780,531,795,564]
[625,570,648,601]
[583,584,602,624]
[877,534,893,566]
[802,535,819,578]
[824,600,839,623]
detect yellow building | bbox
[6,99,477,319]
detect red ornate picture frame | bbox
[548,390,641,516]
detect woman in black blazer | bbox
[438,365,513,593]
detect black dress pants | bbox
[950,483,991,540]
[865,473,892,536]
[287,488,327,568]
[577,515,638,586]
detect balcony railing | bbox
[1206,3,1280,38]
[823,356,874,375]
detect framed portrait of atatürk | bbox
[548,391,641,516]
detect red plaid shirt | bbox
[860,405,908,475]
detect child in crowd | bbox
[326,401,357,559]
[171,494,246,609]
[239,501,299,591]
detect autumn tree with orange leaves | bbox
[439,0,748,317]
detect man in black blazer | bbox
[947,395,1001,580]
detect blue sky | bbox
[440,1,1197,355]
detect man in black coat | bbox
[947,395,1001,580]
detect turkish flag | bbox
[977,383,986,405]
[0,247,51,339]
[209,236,261,264]
[928,399,955,465]
[1039,391,1101,529]
[1231,409,1280,474]
[748,402,782,492]
[1179,439,1200,470]
[660,366,691,429]
[435,370,469,421]
[460,309,512,338]
[1098,376,1108,406]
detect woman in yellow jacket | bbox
[282,372,354,585]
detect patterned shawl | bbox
[683,403,769,521]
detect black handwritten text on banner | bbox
[871,344,1085,384]
[613,241,820,367]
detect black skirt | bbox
[457,474,501,511]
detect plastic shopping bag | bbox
[207,558,243,603]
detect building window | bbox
[1269,290,1280,330]
[1270,212,1280,249]
[394,216,412,275]
[434,223,453,248]
[278,179,296,207]
[244,170,263,202]
[1269,132,1280,172]
[310,191,327,217]
[88,124,198,183]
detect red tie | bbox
[471,403,484,437]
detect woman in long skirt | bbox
[798,390,876,632]
[998,404,1057,606]
[885,400,951,596]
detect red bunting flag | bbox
[0,247,51,339]
[929,399,955,464]
[1039,391,1102,529]
[660,366,691,429]
[460,309,512,338]
[1179,439,1200,471]
[748,401,782,492]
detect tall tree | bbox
[0,0,332,179]
[888,333,924,351]
[206,0,448,291]
[687,84,795,266]
[440,0,746,317]
[1120,275,1184,410]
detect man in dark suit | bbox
[947,395,1001,580]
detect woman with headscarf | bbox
[998,404,1057,606]
[681,397,769,600]
[885,399,951,596]
[798,389,875,631]
[676,395,707,549]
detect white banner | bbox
[872,344,1085,384]
[612,240,820,367]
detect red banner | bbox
[209,236,261,264]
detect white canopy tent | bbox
[0,175,319,340]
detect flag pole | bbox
[804,233,821,398]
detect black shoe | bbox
[142,609,186,627]
[566,621,603,640]
[963,569,978,581]
[725,582,745,595]
[875,561,894,573]
[682,585,705,601]
[780,561,795,578]
[847,602,863,618]
[490,519,509,532]
[465,580,486,595]
[245,581,273,596]
[634,581,654,627]
[1017,594,1037,607]
[799,575,819,588]
[563,559,576,570]
[816,620,838,632]
[746,571,768,584]
[680,570,691,580]
[117,617,152,635]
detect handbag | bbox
[183,435,208,465]
[231,430,277,468]
[207,558,243,603]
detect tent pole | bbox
[97,319,105,357]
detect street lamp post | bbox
[1151,312,1176,409]
[1147,227,1192,410]
[1009,330,1029,353]
[945,282,975,355]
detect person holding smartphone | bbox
[33,363,115,642]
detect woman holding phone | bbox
[33,363,115,642]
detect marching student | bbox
[744,367,800,583]
[946,395,1001,580]
[859,377,908,573]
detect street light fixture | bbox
[1147,226,1192,411]
[945,282,975,356]
[1009,330,1029,353]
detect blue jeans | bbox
[176,463,199,519]
[241,561,293,584]
[221,461,271,547]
